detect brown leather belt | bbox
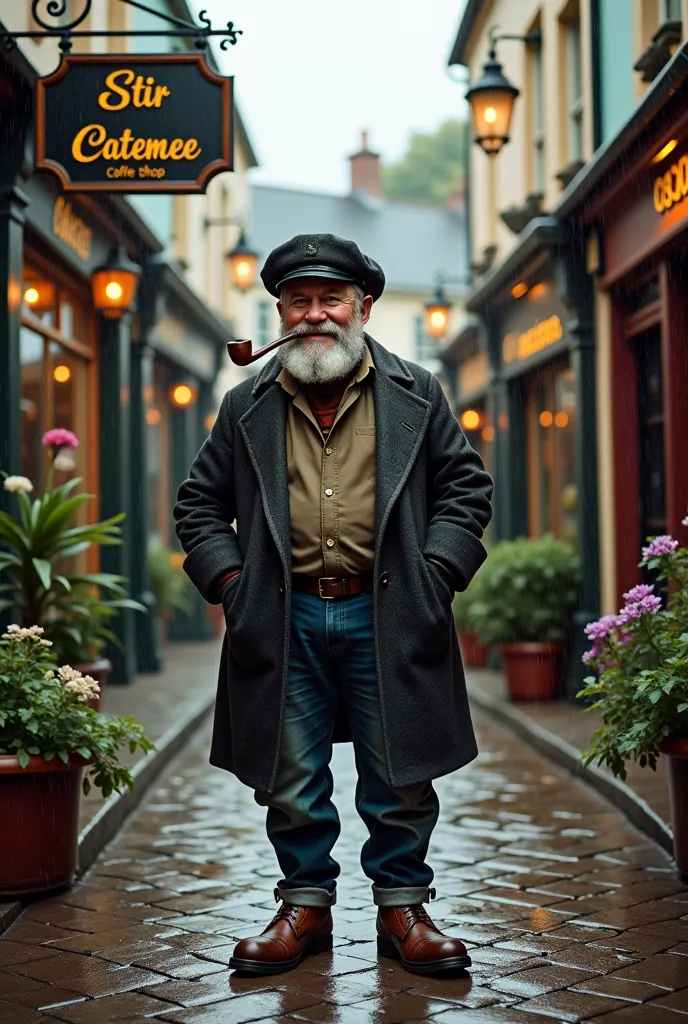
[292,573,374,600]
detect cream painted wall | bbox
[465,0,595,272]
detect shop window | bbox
[566,14,584,163]
[526,361,577,543]
[636,326,667,540]
[146,365,171,549]
[20,263,93,495]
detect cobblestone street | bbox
[1,709,688,1023]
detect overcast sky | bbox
[193,0,470,194]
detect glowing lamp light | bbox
[460,409,482,431]
[204,412,216,433]
[482,425,495,442]
[466,52,520,156]
[170,382,197,408]
[424,282,452,340]
[227,230,258,291]
[146,408,162,426]
[53,364,71,383]
[555,411,569,428]
[652,139,679,164]
[23,281,56,312]
[539,410,554,428]
[91,245,141,319]
[511,282,528,299]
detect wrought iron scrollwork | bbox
[2,0,243,52]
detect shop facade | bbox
[464,218,599,692]
[0,52,232,679]
[557,48,688,608]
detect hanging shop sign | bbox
[502,315,564,365]
[652,151,688,215]
[35,54,233,193]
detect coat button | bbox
[379,572,389,586]
[279,585,284,594]
[324,488,333,497]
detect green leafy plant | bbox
[452,568,485,630]
[147,545,192,619]
[0,624,154,797]
[579,532,688,780]
[467,534,580,646]
[0,431,145,662]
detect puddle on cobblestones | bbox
[1,709,687,1022]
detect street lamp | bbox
[227,230,258,291]
[91,245,141,319]
[423,273,471,340]
[466,27,541,156]
[170,380,198,408]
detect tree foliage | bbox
[382,119,468,206]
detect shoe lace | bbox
[402,905,436,930]
[267,902,301,930]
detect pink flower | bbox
[642,535,678,559]
[584,615,621,641]
[42,428,79,450]
[683,516,688,528]
[623,584,654,603]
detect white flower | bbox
[59,665,100,701]
[44,670,55,679]
[3,475,33,494]
[683,515,688,527]
[53,449,76,473]
[2,624,45,642]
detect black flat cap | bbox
[261,233,385,301]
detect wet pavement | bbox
[1,708,688,1023]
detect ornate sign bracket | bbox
[2,0,242,54]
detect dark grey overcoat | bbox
[173,336,493,793]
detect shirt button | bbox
[324,488,333,497]
[326,538,335,548]
[325,448,333,455]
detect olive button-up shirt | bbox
[276,344,376,577]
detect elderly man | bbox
[174,233,493,976]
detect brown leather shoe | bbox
[377,905,471,974]
[229,903,333,975]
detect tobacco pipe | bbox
[227,331,302,366]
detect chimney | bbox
[349,130,382,197]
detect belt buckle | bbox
[318,577,336,600]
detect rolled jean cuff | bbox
[276,885,337,908]
[372,885,436,907]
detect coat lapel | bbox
[238,335,431,570]
[238,384,291,574]
[374,371,431,548]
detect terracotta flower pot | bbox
[501,642,563,702]
[659,737,688,880]
[0,754,85,895]
[72,658,111,711]
[457,628,488,668]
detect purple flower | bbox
[642,535,678,559]
[623,584,654,603]
[584,615,621,641]
[42,428,79,450]
[618,593,662,623]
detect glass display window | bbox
[525,359,578,543]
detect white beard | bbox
[278,308,366,384]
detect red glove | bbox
[215,568,242,602]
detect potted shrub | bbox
[0,430,144,689]
[579,528,688,878]
[147,545,194,627]
[468,535,581,700]
[0,624,153,895]
[453,578,488,668]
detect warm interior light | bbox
[204,413,216,432]
[23,281,56,312]
[53,364,71,383]
[511,282,528,299]
[24,287,40,305]
[460,409,481,431]
[172,385,193,406]
[539,410,553,428]
[105,280,123,301]
[484,106,497,124]
[482,425,495,442]
[554,411,569,428]
[652,139,679,164]
[430,310,447,329]
[235,260,251,279]
[528,282,548,301]
[146,408,162,425]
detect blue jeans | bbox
[254,590,440,908]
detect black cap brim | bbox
[276,265,358,290]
